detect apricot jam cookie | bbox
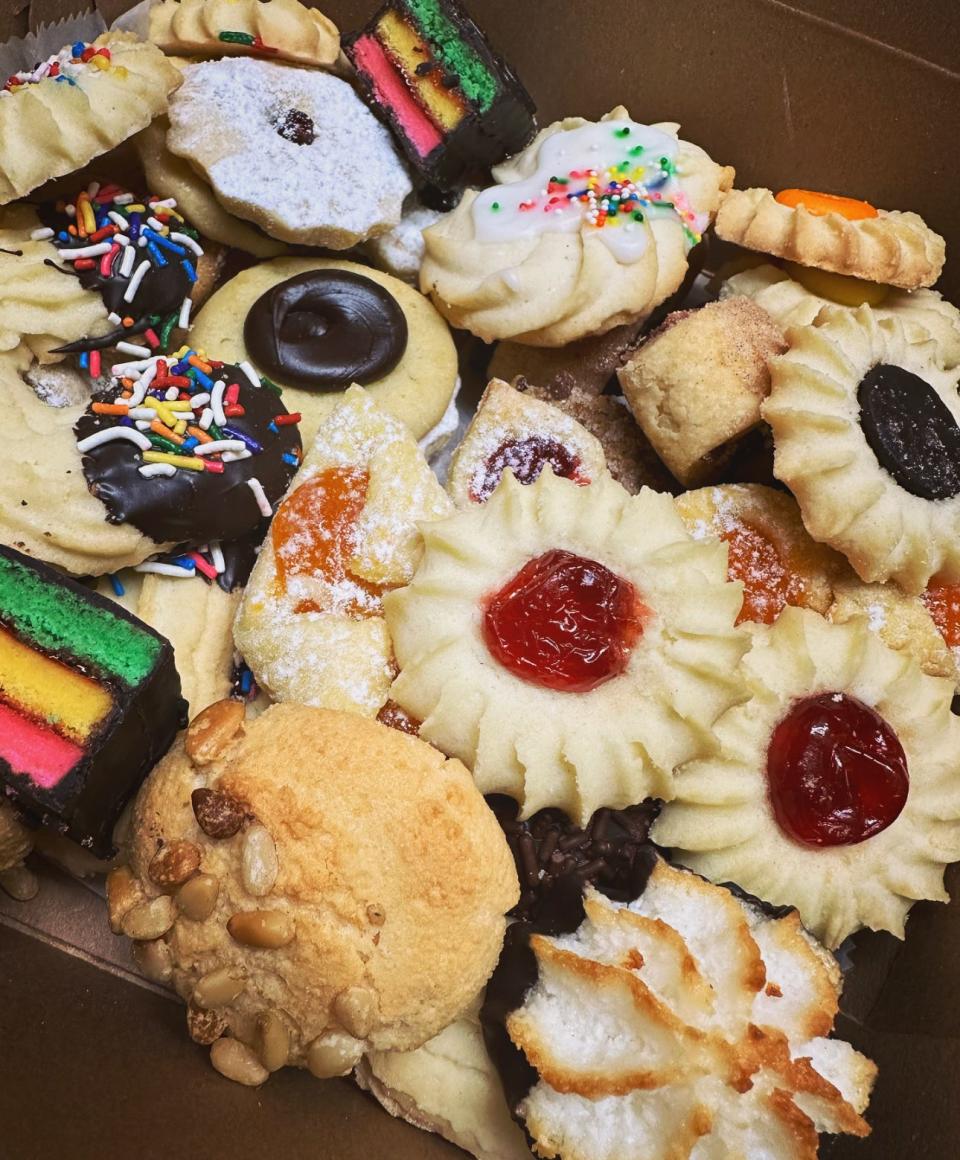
[715,187,945,290]
[484,857,876,1159]
[112,702,518,1084]
[148,0,340,68]
[652,607,960,948]
[420,108,732,346]
[721,263,960,370]
[234,387,451,716]
[385,468,747,825]
[676,484,845,626]
[445,378,607,507]
[764,306,960,593]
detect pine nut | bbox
[186,700,246,766]
[333,986,376,1039]
[227,910,294,949]
[192,787,246,839]
[193,966,245,1009]
[256,1010,290,1072]
[106,865,143,933]
[188,1003,228,1045]
[148,840,201,888]
[176,874,220,921]
[210,1038,269,1087]
[120,894,176,941]
[131,938,173,984]
[306,1032,363,1079]
[241,824,278,897]
[0,864,38,901]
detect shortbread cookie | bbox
[676,484,845,625]
[653,607,960,948]
[716,187,945,290]
[166,58,411,247]
[420,108,733,346]
[721,262,960,370]
[149,0,340,68]
[445,378,607,506]
[386,468,747,824]
[189,257,459,445]
[112,702,518,1081]
[489,321,644,399]
[0,33,182,205]
[484,858,875,1158]
[763,306,960,593]
[618,297,787,486]
[234,386,452,716]
[135,118,288,257]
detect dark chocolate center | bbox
[243,270,408,392]
[858,363,960,501]
[274,107,316,146]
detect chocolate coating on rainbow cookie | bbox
[74,357,301,544]
[244,270,408,391]
[858,363,960,501]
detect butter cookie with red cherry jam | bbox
[385,468,747,825]
[763,306,960,594]
[652,606,960,948]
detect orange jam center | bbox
[722,521,805,626]
[272,466,386,616]
[775,188,878,221]
[922,583,960,649]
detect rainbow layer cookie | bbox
[0,545,186,856]
[345,0,536,195]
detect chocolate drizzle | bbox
[243,270,408,392]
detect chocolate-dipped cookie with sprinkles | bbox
[74,347,302,545]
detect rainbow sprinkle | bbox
[217,30,278,54]
[2,43,113,96]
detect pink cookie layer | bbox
[0,700,82,789]
[351,34,443,158]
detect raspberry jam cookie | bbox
[166,58,411,247]
[676,484,844,626]
[0,33,181,206]
[385,468,747,824]
[482,856,875,1159]
[721,263,960,370]
[653,607,960,948]
[764,306,960,593]
[234,386,451,715]
[112,702,518,1083]
[445,378,607,507]
[716,187,945,290]
[189,257,459,445]
[420,108,733,346]
[148,0,340,68]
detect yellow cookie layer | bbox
[0,625,112,743]
[377,9,466,132]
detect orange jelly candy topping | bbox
[271,466,386,616]
[722,521,805,626]
[922,583,960,649]
[775,188,878,221]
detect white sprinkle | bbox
[150,197,177,209]
[134,559,195,575]
[128,408,155,420]
[137,236,148,248]
[210,379,227,427]
[146,216,166,232]
[209,541,226,573]
[65,204,77,218]
[239,361,261,391]
[30,227,54,241]
[170,231,203,257]
[58,242,112,260]
[107,211,130,231]
[114,233,131,247]
[119,244,136,279]
[86,181,100,199]
[134,420,152,431]
[107,311,122,325]
[113,193,134,206]
[178,297,192,330]
[116,341,151,357]
[194,440,247,456]
[124,259,151,303]
[199,408,214,430]
[221,449,252,462]
[137,464,178,479]
[77,427,152,452]
[164,386,180,401]
[109,357,154,375]
[169,411,194,421]
[247,477,272,517]
[190,392,210,408]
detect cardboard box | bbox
[1,2,959,1157]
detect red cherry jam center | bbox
[470,436,586,503]
[766,692,908,847]
[722,521,805,626]
[922,582,960,649]
[482,549,648,693]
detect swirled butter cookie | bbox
[716,187,945,290]
[234,386,451,716]
[420,108,733,346]
[149,0,340,67]
[189,256,459,445]
[652,607,960,948]
[721,263,960,370]
[111,701,518,1083]
[0,33,181,205]
[763,306,960,593]
[385,468,747,824]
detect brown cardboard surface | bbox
[2,2,960,1158]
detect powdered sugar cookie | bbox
[166,57,411,247]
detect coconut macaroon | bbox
[764,306,960,594]
[652,607,960,949]
[385,468,747,825]
[486,857,876,1159]
[109,702,519,1086]
[421,108,732,347]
